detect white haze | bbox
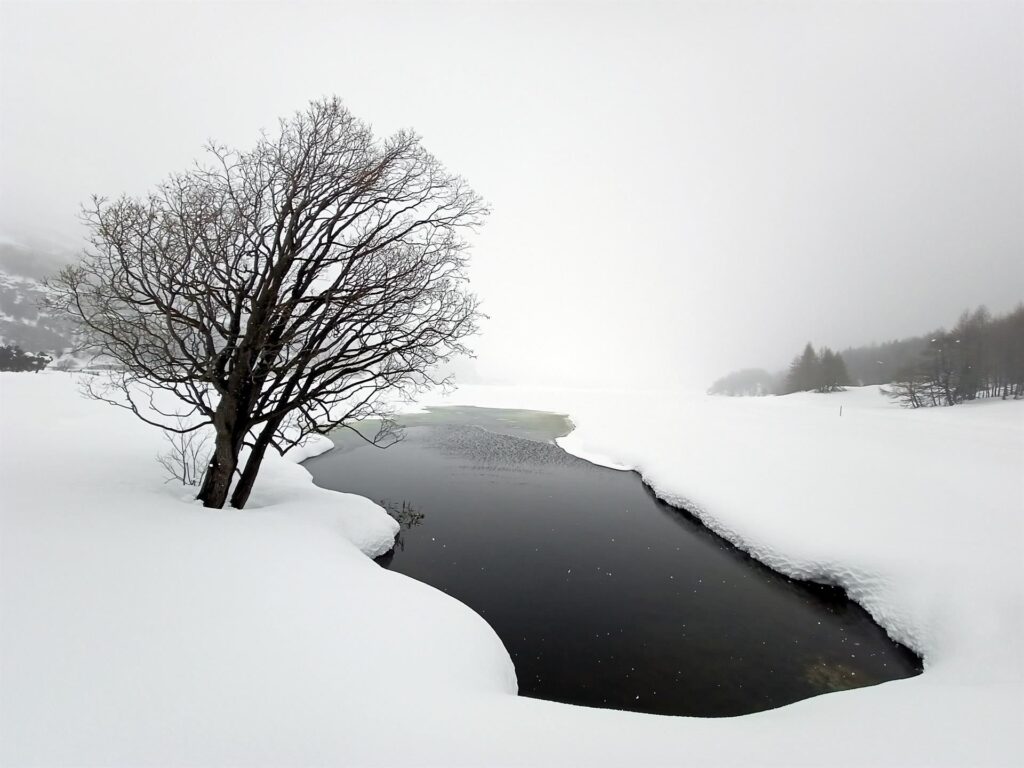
[1,0,1021,389]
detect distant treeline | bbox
[781,344,850,394]
[839,336,928,387]
[709,304,1024,406]
[708,344,851,396]
[0,343,50,372]
[881,305,1024,407]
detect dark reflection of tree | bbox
[382,499,426,529]
[376,500,426,561]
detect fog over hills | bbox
[0,239,76,354]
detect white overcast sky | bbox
[1,0,1021,388]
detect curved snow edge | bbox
[556,423,632,471]
[284,433,336,463]
[554,428,926,662]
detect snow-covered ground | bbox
[1,373,1021,766]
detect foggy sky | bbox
[2,1,1021,389]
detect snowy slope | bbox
[1,374,1021,766]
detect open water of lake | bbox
[304,406,922,717]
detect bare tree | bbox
[46,97,485,508]
[880,371,929,408]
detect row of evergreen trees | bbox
[782,344,850,394]
[706,347,850,396]
[881,305,1024,407]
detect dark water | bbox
[305,406,922,717]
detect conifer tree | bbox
[832,352,851,390]
[817,347,850,392]
[785,342,819,393]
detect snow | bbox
[2,373,1022,766]
[556,419,632,470]
[281,432,336,464]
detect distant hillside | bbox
[0,241,77,355]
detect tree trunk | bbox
[229,424,277,509]
[197,396,246,509]
[197,429,242,508]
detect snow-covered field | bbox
[1,373,1021,766]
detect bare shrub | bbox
[157,421,213,486]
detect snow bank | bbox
[555,419,632,470]
[0,373,515,766]
[413,384,1024,764]
[2,373,1021,766]
[282,432,336,464]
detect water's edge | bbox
[551,427,923,666]
[306,406,925,676]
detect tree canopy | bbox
[883,305,1024,407]
[47,97,485,508]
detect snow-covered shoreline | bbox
[2,373,1021,766]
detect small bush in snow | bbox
[157,426,213,486]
